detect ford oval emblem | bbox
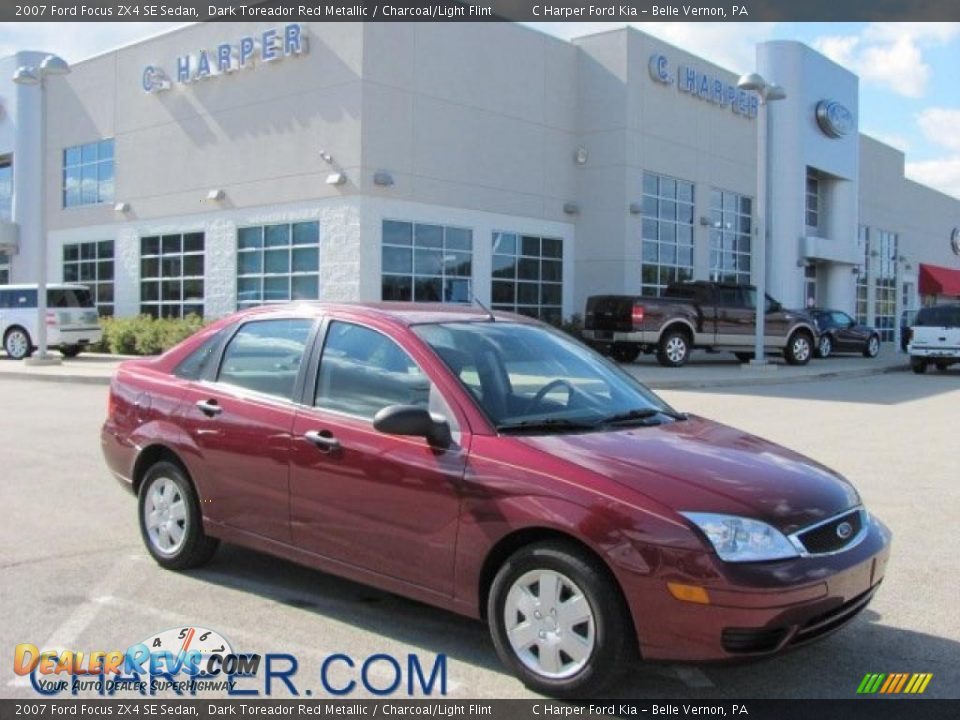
[836,521,854,540]
[951,227,960,256]
[816,100,854,138]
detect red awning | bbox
[918,263,960,297]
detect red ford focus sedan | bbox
[102,303,891,696]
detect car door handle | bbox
[304,430,341,453]
[196,399,222,417]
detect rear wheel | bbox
[60,345,82,358]
[911,358,928,374]
[863,335,880,358]
[611,345,641,364]
[138,461,218,570]
[817,335,833,359]
[4,327,33,360]
[487,542,632,698]
[656,329,691,368]
[734,352,753,363]
[935,362,950,372]
[784,331,813,366]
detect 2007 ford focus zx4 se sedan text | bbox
[101,302,892,696]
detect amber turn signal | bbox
[667,582,711,604]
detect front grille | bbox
[721,627,789,654]
[790,585,877,646]
[796,509,863,554]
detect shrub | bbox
[559,313,584,340]
[96,314,206,356]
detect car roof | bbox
[229,301,541,327]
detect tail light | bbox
[45,311,57,326]
[107,390,118,421]
[631,303,645,329]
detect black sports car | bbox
[811,309,881,358]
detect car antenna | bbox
[473,296,496,322]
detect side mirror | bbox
[373,404,452,448]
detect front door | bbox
[289,320,467,594]
[177,318,315,543]
[715,286,754,345]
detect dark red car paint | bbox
[101,303,891,662]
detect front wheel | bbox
[784,332,813,366]
[863,335,880,358]
[4,327,33,360]
[656,330,691,368]
[487,542,632,697]
[911,359,928,374]
[60,345,82,358]
[138,461,219,570]
[817,335,833,359]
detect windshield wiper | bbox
[496,418,598,434]
[593,407,687,427]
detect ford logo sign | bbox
[142,65,171,94]
[836,521,854,540]
[816,100,854,138]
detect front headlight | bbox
[680,512,799,562]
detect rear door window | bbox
[216,319,313,400]
[48,288,95,308]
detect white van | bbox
[0,284,104,359]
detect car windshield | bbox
[413,321,679,432]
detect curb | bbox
[0,371,112,386]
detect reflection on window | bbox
[63,240,115,316]
[140,232,205,318]
[315,321,431,419]
[381,220,472,304]
[218,319,313,399]
[874,229,898,343]
[641,172,694,296]
[709,189,752,286]
[491,232,563,325]
[237,222,320,309]
[0,158,12,220]
[63,140,114,208]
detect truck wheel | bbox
[611,345,640,364]
[734,352,753,363]
[784,331,813,366]
[657,329,690,368]
[911,359,927,374]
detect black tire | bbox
[734,352,753,363]
[784,331,813,366]
[3,326,34,360]
[935,362,950,372]
[863,335,880,358]
[60,345,82,358]
[656,328,691,368]
[487,541,632,698]
[911,359,928,375]
[611,345,641,364]
[816,334,833,359]
[137,460,218,570]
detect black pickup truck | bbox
[582,281,818,367]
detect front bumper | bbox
[620,515,892,662]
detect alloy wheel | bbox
[143,476,188,556]
[665,337,687,364]
[5,330,29,359]
[867,337,880,357]
[503,569,596,680]
[792,336,811,363]
[819,336,832,358]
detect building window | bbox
[641,172,694,296]
[63,241,114,316]
[856,225,869,324]
[140,233,204,318]
[708,189,752,286]
[63,139,114,208]
[0,157,11,220]
[381,220,472,303]
[805,168,820,230]
[874,229,898,343]
[491,232,563,325]
[804,264,817,308]
[237,222,321,309]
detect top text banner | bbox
[6,0,960,22]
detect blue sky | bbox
[3,21,959,198]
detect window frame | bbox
[236,221,322,310]
[708,187,753,287]
[641,172,695,297]
[62,139,114,208]
[62,240,115,316]
[139,232,206,319]
[381,219,474,304]
[490,231,564,324]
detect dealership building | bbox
[1,21,959,345]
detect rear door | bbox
[177,317,316,543]
[288,319,468,594]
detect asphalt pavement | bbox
[1,369,957,700]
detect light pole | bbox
[13,54,70,365]
[737,72,786,367]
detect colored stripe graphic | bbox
[857,672,932,694]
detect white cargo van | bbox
[0,284,103,359]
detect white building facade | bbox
[1,22,959,345]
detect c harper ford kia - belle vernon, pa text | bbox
[101,302,891,696]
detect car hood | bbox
[516,415,859,534]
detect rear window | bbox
[663,285,697,300]
[916,306,960,328]
[48,288,95,308]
